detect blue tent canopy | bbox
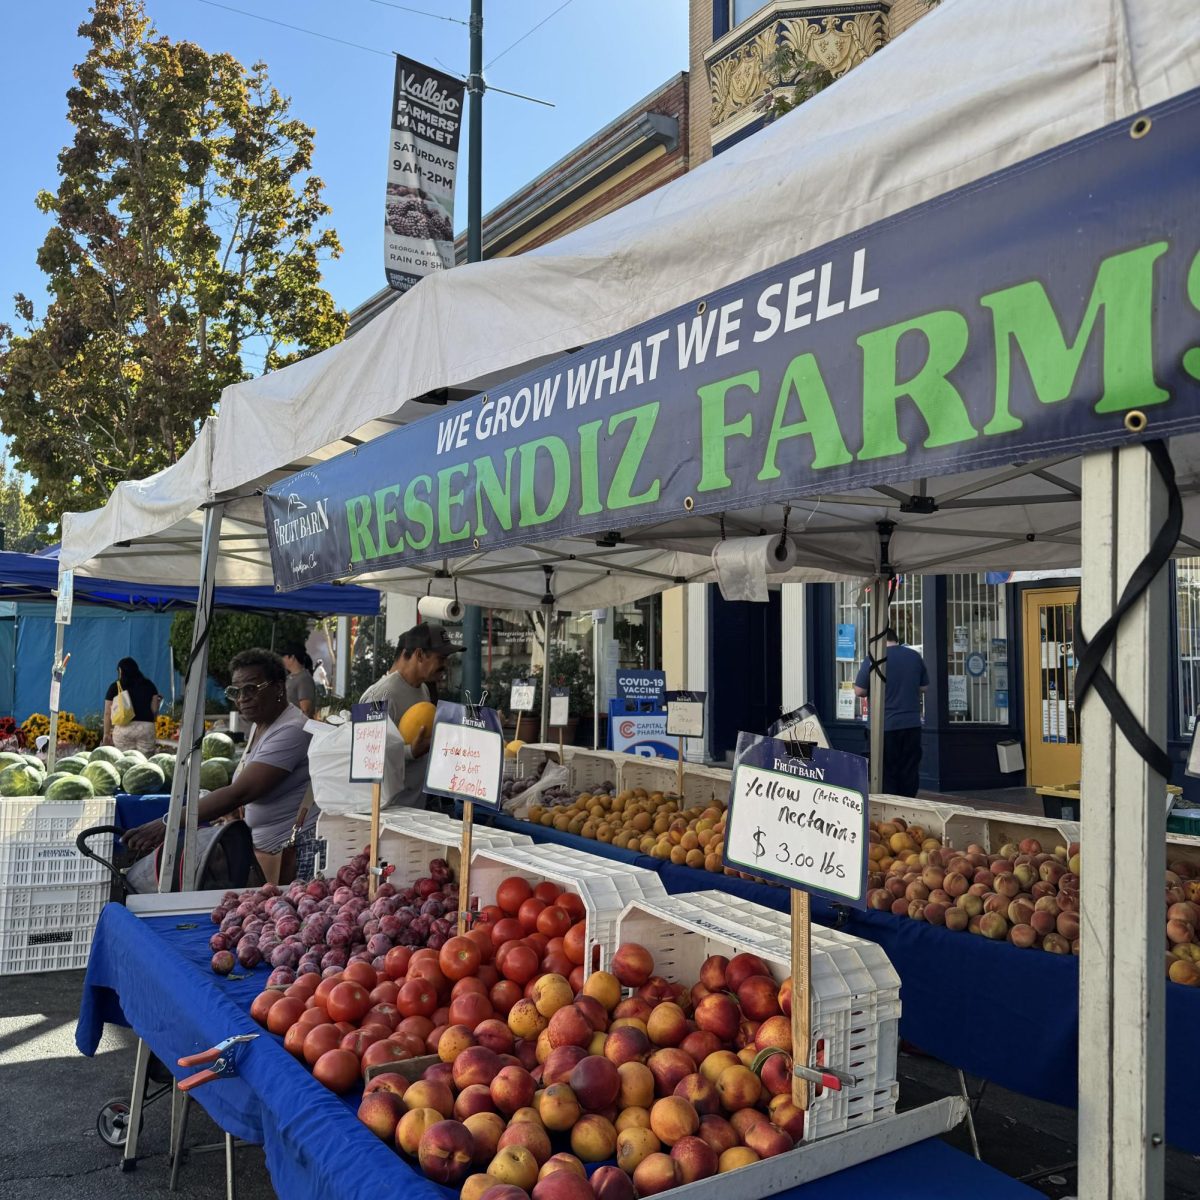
[0,549,379,615]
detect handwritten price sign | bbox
[349,701,389,782]
[724,734,869,906]
[425,700,504,809]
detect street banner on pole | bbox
[385,55,465,294]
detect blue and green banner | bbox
[267,89,1200,590]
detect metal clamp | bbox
[177,1034,258,1092]
[793,1062,858,1092]
[369,860,395,881]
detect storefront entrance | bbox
[1021,587,1081,787]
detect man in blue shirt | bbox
[854,629,929,796]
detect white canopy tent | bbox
[57,0,1199,1192]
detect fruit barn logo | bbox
[273,497,331,546]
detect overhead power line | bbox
[365,0,467,24]
[189,0,393,56]
[486,0,577,69]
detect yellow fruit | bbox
[399,700,437,744]
[505,739,526,759]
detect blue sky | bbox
[0,0,690,321]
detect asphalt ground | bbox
[1,968,1198,1199]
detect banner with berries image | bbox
[385,55,465,293]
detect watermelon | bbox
[40,771,69,795]
[150,753,176,783]
[82,760,121,796]
[90,745,124,766]
[55,755,89,775]
[118,756,147,780]
[0,763,43,796]
[199,759,231,791]
[46,774,95,802]
[0,751,25,771]
[120,749,147,763]
[21,754,45,773]
[122,762,166,795]
[202,731,235,761]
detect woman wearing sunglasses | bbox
[125,648,319,882]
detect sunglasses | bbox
[224,680,272,703]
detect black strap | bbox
[1073,440,1181,780]
[866,575,898,686]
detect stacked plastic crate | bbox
[0,795,116,974]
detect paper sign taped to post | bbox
[665,691,705,738]
[350,702,389,782]
[510,680,536,712]
[549,687,570,727]
[426,701,504,808]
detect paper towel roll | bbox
[712,535,796,602]
[417,595,464,622]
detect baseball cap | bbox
[406,624,461,657]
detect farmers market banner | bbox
[269,90,1200,589]
[384,55,464,294]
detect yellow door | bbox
[1022,587,1082,787]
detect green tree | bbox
[170,610,309,689]
[0,458,52,553]
[0,0,346,520]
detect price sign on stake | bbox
[426,700,505,934]
[510,678,535,746]
[549,686,570,728]
[665,691,706,796]
[725,728,869,1115]
[350,702,389,898]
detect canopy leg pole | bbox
[867,577,888,794]
[159,502,223,893]
[1078,445,1166,1200]
[540,606,552,744]
[593,611,601,750]
[47,621,66,771]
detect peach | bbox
[397,1106,443,1156]
[1010,923,1039,949]
[509,999,549,1040]
[357,1090,405,1141]
[1057,911,1081,941]
[488,1144,540,1191]
[480,1187,531,1200]
[718,1146,760,1172]
[617,1060,656,1109]
[531,1172,594,1200]
[972,870,994,891]
[418,1119,476,1186]
[404,1079,455,1118]
[498,1118,552,1165]
[536,1027,555,1064]
[650,1095,699,1145]
[694,992,741,1042]
[543,1044,589,1086]
[439,1024,477,1063]
[455,1084,498,1120]
[1167,918,1195,945]
[671,1134,719,1183]
[539,1153,587,1180]
[943,907,969,932]
[736,975,781,1021]
[697,1113,739,1155]
[1007,896,1035,926]
[924,902,947,926]
[617,1124,661,1172]
[464,1111,505,1165]
[993,872,1021,898]
[767,1097,806,1141]
[454,1045,503,1091]
[648,1047,697,1096]
[905,880,930,903]
[730,1108,767,1140]
[613,996,654,1024]
[716,1064,762,1111]
[956,893,984,917]
[673,1072,720,1115]
[570,1113,618,1162]
[700,1049,741,1084]
[983,893,1008,916]
[1042,932,1070,954]
[726,952,770,992]
[548,1004,594,1049]
[867,889,892,911]
[474,1019,515,1056]
[532,973,574,1018]
[574,994,611,1033]
[699,954,729,990]
[942,871,970,897]
[681,1030,723,1063]
[646,1002,689,1047]
[537,1082,582,1132]
[1169,959,1200,986]
[364,1073,409,1101]
[743,1120,793,1159]
[570,1056,621,1111]
[461,1173,502,1200]
[590,1164,638,1200]
[582,970,621,1011]
[490,1064,537,1115]
[611,943,654,988]
[632,1152,679,1195]
[757,1051,791,1098]
[615,1106,651,1132]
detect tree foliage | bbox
[0,459,53,553]
[0,0,346,520]
[170,609,309,688]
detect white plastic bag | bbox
[503,762,571,818]
[305,719,409,816]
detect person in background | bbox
[360,624,460,809]
[103,657,162,755]
[125,648,319,883]
[282,645,317,717]
[853,628,929,797]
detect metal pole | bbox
[1077,444,1166,1200]
[540,607,553,744]
[867,578,888,794]
[159,503,223,893]
[47,621,65,771]
[459,0,486,702]
[335,616,350,698]
[593,613,601,750]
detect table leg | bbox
[958,1068,981,1160]
[169,1091,192,1192]
[225,1131,238,1200]
[120,1037,151,1171]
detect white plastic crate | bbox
[0,881,109,974]
[470,843,667,976]
[563,750,625,793]
[316,809,531,886]
[0,796,116,889]
[870,795,1077,855]
[614,890,900,1140]
[620,758,731,808]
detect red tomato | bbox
[563,921,586,966]
[312,973,345,1012]
[476,963,500,990]
[496,876,533,916]
[250,990,286,1027]
[394,1030,426,1058]
[265,996,306,1036]
[344,960,378,989]
[407,957,448,995]
[541,950,574,977]
[491,918,524,948]
[524,932,549,957]
[557,893,585,922]
[517,897,547,933]
[366,1002,401,1030]
[464,927,494,964]
[569,965,586,993]
[439,936,482,982]
[296,1007,332,1031]
[384,946,413,981]
[396,1015,434,1041]
[361,1040,411,1080]
[536,905,572,939]
[426,1025,448,1054]
[397,978,439,1018]
[313,1048,360,1093]
[489,979,522,1015]
[302,1023,342,1066]
[283,1023,308,1058]
[451,976,487,999]
[500,943,539,985]
[533,881,560,904]
[341,1028,385,1058]
[477,904,505,925]
[370,980,400,1006]
[326,981,372,1024]
[447,990,493,1030]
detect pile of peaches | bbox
[249,875,804,1198]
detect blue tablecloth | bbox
[76,902,1038,1199]
[480,812,1200,1155]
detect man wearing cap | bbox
[360,624,461,809]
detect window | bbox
[731,1,769,28]
[832,576,923,721]
[945,574,1009,724]
[1176,559,1200,735]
